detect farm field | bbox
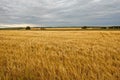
[0,30,120,80]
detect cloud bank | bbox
[0,0,120,27]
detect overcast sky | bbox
[0,0,120,27]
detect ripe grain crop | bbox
[0,30,120,80]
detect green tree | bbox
[26,26,31,30]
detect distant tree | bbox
[26,26,31,30]
[109,26,114,29]
[114,26,120,29]
[81,26,87,29]
[101,27,107,29]
[108,26,120,29]
[40,27,45,30]
[118,26,120,29]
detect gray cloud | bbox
[0,0,120,27]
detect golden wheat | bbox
[0,30,120,80]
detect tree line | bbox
[25,26,120,30]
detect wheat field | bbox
[0,30,120,80]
